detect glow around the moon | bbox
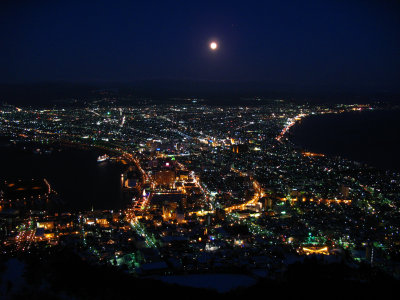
[210,42,218,50]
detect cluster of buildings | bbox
[1,100,400,279]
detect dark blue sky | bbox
[1,0,399,92]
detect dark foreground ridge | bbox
[1,247,397,299]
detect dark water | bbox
[0,143,129,211]
[290,109,400,172]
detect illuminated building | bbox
[176,170,189,181]
[155,170,176,187]
[339,184,350,198]
[36,221,54,230]
[300,246,330,255]
[232,144,248,154]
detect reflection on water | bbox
[0,142,130,211]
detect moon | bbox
[210,42,218,50]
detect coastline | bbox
[0,139,128,211]
[288,108,400,172]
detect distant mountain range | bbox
[0,80,398,106]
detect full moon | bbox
[210,42,218,50]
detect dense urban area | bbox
[1,99,399,296]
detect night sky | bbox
[1,0,399,92]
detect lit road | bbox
[15,228,36,252]
[225,167,266,213]
[276,114,306,142]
